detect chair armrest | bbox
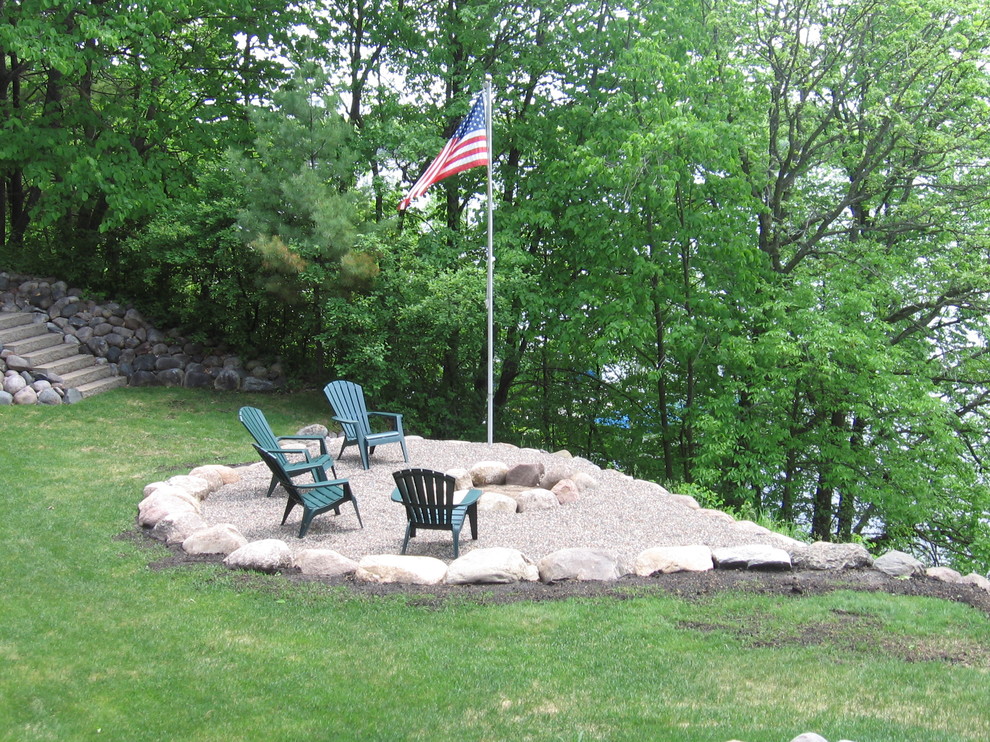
[277,434,328,456]
[332,415,360,426]
[455,489,483,506]
[368,411,402,421]
[368,411,404,433]
[282,459,326,474]
[390,488,403,503]
[294,478,351,491]
[257,445,319,470]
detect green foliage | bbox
[4,0,990,570]
[226,61,380,376]
[0,0,297,287]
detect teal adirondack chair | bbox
[391,468,481,558]
[238,406,337,497]
[322,380,409,470]
[253,444,363,538]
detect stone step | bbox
[76,374,128,398]
[61,363,118,388]
[34,353,101,377]
[0,311,36,331]
[0,319,48,343]
[24,341,80,367]
[6,331,63,355]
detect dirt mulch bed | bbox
[127,529,990,616]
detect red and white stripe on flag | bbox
[399,93,488,211]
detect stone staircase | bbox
[0,310,127,398]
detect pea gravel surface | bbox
[201,436,801,564]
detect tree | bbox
[0,0,296,287]
[227,62,378,375]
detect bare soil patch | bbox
[125,530,990,617]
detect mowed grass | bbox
[1,387,988,742]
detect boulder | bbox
[166,474,212,501]
[159,368,185,387]
[213,367,241,391]
[224,539,293,572]
[712,544,792,571]
[477,491,517,513]
[186,466,226,492]
[570,471,598,492]
[0,391,12,405]
[446,548,539,584]
[515,487,559,512]
[504,462,544,487]
[242,376,276,392]
[926,566,963,584]
[538,548,627,582]
[469,460,509,486]
[873,550,925,577]
[3,374,26,395]
[37,388,62,405]
[551,478,580,505]
[446,468,475,491]
[634,545,714,576]
[295,549,359,577]
[962,573,990,593]
[137,491,198,528]
[790,541,874,571]
[189,464,240,486]
[182,524,248,555]
[63,388,84,404]
[5,354,29,372]
[354,554,448,585]
[668,494,701,510]
[142,483,201,510]
[789,734,829,742]
[184,371,213,389]
[13,386,37,405]
[130,370,160,387]
[150,512,208,545]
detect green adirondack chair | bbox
[391,468,481,558]
[253,444,363,538]
[238,406,337,497]
[323,380,409,470]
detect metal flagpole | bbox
[485,75,494,446]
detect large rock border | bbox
[133,439,990,595]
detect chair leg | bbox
[399,437,409,463]
[359,443,370,470]
[451,524,461,559]
[267,475,279,498]
[467,503,479,540]
[298,509,315,538]
[352,499,363,528]
[281,499,296,525]
[401,523,413,554]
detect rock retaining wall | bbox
[0,271,284,402]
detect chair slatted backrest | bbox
[392,469,457,527]
[323,380,371,439]
[238,406,280,451]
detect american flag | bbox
[398,93,488,211]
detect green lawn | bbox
[1,387,987,741]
